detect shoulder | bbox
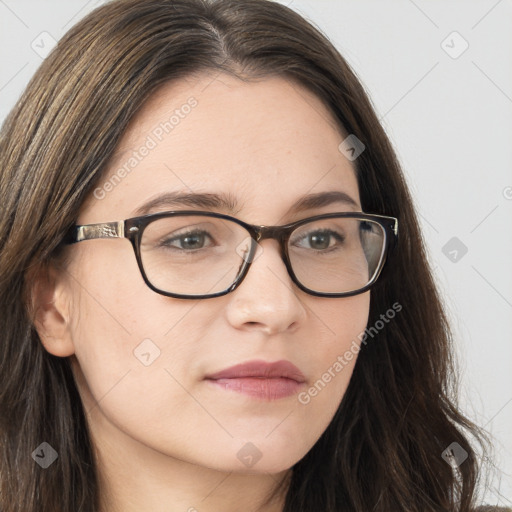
[473,507,512,512]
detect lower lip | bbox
[206,377,304,400]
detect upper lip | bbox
[205,359,306,383]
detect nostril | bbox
[246,321,260,327]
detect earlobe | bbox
[28,262,76,358]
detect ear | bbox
[28,261,76,357]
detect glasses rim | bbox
[63,210,398,299]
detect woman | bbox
[0,0,507,511]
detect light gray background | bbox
[1,0,510,505]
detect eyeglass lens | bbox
[139,215,386,296]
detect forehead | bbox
[80,72,360,224]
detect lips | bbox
[206,359,306,382]
[205,360,306,400]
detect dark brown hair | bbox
[0,0,501,511]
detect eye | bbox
[292,229,344,251]
[359,221,375,233]
[161,229,214,251]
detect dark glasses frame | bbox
[63,210,398,299]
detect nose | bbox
[224,239,308,335]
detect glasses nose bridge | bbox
[252,224,290,247]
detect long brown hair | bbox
[0,0,498,511]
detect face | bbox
[43,73,370,475]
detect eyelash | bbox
[160,228,346,254]
[291,229,345,252]
[160,229,214,251]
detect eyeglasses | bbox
[63,210,398,299]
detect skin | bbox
[33,72,370,512]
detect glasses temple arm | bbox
[66,221,125,243]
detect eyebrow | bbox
[132,190,360,217]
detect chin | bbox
[200,436,312,475]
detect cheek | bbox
[292,292,370,429]
[68,240,197,339]
[66,247,202,412]
[309,291,370,371]
[68,271,213,456]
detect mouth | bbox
[204,359,306,400]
